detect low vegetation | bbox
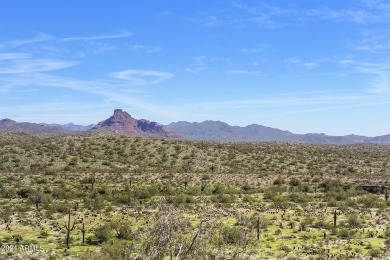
[0,132,389,259]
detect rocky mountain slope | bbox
[89,109,180,138]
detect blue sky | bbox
[1,1,390,136]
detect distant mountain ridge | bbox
[165,121,297,142]
[42,123,96,132]
[165,120,390,145]
[2,111,390,144]
[0,119,69,134]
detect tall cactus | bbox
[80,221,86,246]
[333,210,338,228]
[64,208,76,249]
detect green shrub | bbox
[368,248,381,258]
[94,224,114,243]
[346,214,362,228]
[273,178,285,186]
[221,226,245,244]
[289,178,301,187]
[358,194,387,208]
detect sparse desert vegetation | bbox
[0,132,389,259]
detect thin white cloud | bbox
[192,94,363,108]
[61,31,133,42]
[285,58,318,69]
[362,0,390,12]
[198,2,294,29]
[0,102,101,114]
[306,8,372,24]
[11,33,53,47]
[0,72,181,120]
[179,93,390,121]
[0,59,79,74]
[0,86,11,93]
[194,56,217,65]
[0,53,31,60]
[0,102,109,125]
[355,61,390,93]
[185,68,202,74]
[240,47,264,53]
[203,1,390,31]
[339,59,390,93]
[226,70,262,75]
[354,30,390,53]
[338,59,355,66]
[285,58,300,65]
[109,69,175,85]
[265,99,390,117]
[303,62,318,69]
[305,1,390,25]
[185,56,219,74]
[129,44,162,53]
[233,2,294,28]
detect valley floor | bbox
[0,133,389,259]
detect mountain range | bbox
[165,121,390,144]
[1,109,390,144]
[42,123,96,132]
[0,119,69,134]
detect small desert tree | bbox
[142,204,191,259]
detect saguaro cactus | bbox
[64,208,76,249]
[80,221,86,246]
[89,175,96,189]
[333,210,338,228]
[256,215,261,240]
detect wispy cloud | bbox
[226,70,262,76]
[0,102,110,124]
[129,44,162,53]
[0,53,31,60]
[0,72,181,120]
[362,0,390,12]
[352,60,390,93]
[305,0,390,25]
[0,102,100,114]
[284,58,318,69]
[6,31,131,59]
[335,57,390,93]
[266,99,390,117]
[61,31,133,42]
[354,30,390,53]
[0,86,11,93]
[181,92,390,119]
[240,47,265,53]
[0,32,180,122]
[11,33,53,47]
[109,69,175,85]
[200,1,390,31]
[0,50,78,75]
[305,7,373,24]
[0,58,78,74]
[233,2,295,28]
[192,94,362,108]
[185,56,218,74]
